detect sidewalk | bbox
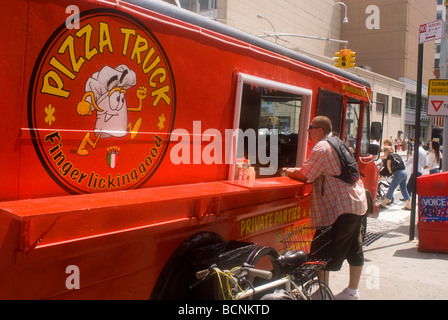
[330,150,448,300]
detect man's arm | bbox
[284,168,309,182]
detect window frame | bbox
[376,93,389,114]
[391,97,402,116]
[230,73,313,180]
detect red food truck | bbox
[0,0,380,299]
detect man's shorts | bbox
[311,213,364,271]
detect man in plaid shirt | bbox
[285,116,367,300]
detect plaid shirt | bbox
[300,139,367,228]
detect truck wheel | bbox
[151,232,225,300]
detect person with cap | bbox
[284,116,367,300]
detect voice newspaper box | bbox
[417,172,448,253]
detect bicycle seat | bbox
[279,250,307,267]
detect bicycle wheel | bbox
[377,182,393,205]
[302,279,334,300]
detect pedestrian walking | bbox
[424,140,442,174]
[407,139,413,161]
[377,146,411,210]
[405,140,427,196]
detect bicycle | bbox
[377,175,393,205]
[190,226,334,300]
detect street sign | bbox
[428,79,448,116]
[419,20,443,44]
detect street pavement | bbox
[330,150,448,300]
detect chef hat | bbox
[85,65,137,105]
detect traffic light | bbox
[348,50,356,68]
[334,49,356,68]
[334,50,342,68]
[340,49,348,68]
[334,49,348,68]
[334,51,340,67]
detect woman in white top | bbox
[424,140,442,174]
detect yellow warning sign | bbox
[429,80,448,96]
[428,79,448,116]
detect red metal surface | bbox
[417,172,448,253]
[0,179,310,299]
[0,0,374,299]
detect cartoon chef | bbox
[76,65,147,156]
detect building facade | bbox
[341,0,437,144]
[170,0,438,143]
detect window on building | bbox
[376,93,389,114]
[179,0,191,9]
[179,0,218,19]
[406,93,427,111]
[435,58,440,69]
[392,97,402,116]
[406,93,415,110]
[437,10,443,20]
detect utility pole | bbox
[410,42,423,241]
[442,2,448,172]
[413,16,445,240]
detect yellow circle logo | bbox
[28,9,176,194]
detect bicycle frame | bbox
[234,275,307,300]
[194,264,321,300]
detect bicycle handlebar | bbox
[195,267,213,280]
[246,267,272,280]
[193,264,272,284]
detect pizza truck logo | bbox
[28,10,175,193]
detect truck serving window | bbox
[231,73,312,179]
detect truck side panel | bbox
[1,181,310,299]
[0,1,28,201]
